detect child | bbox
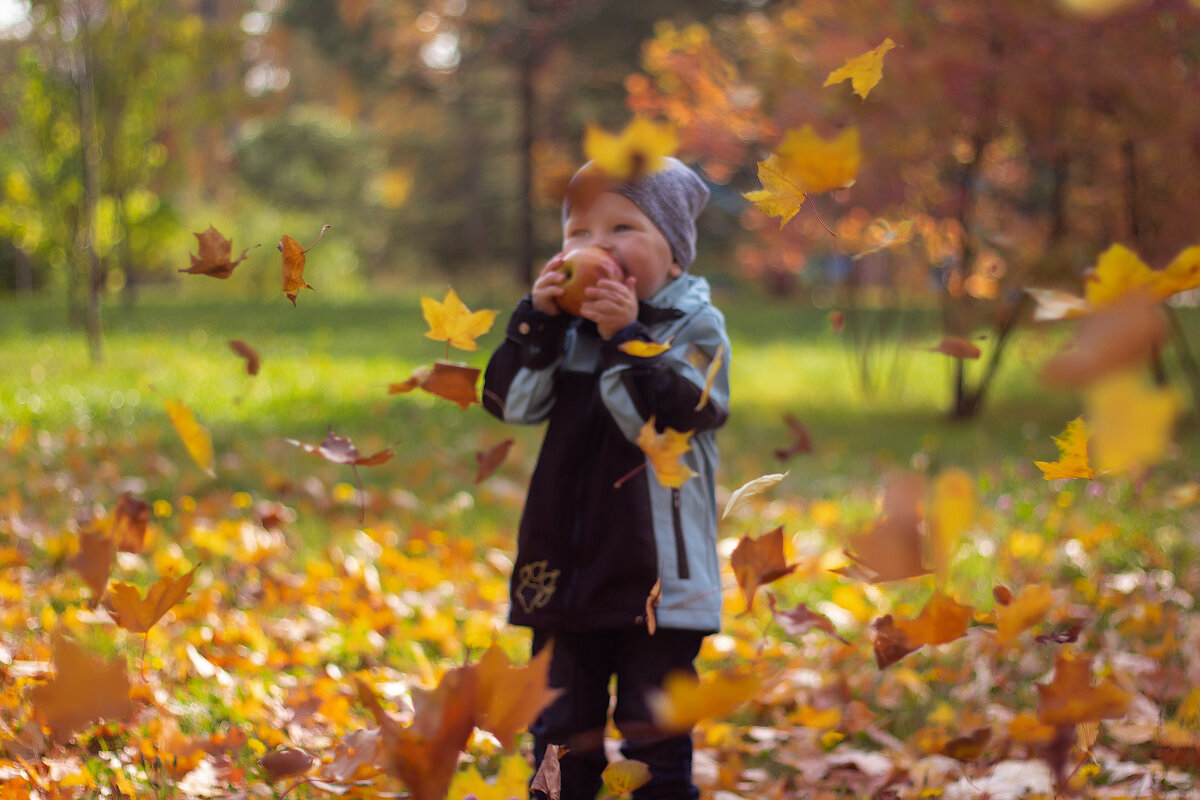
[482,157,730,800]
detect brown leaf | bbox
[1040,293,1167,387]
[645,577,662,636]
[390,362,481,410]
[111,493,150,553]
[773,412,813,461]
[768,596,848,644]
[29,633,133,740]
[993,585,1014,606]
[892,592,973,647]
[475,643,562,749]
[829,310,846,334]
[279,225,329,306]
[730,526,798,613]
[1037,650,1131,725]
[927,336,981,359]
[531,744,567,800]
[871,615,918,668]
[1036,621,1084,645]
[179,226,259,279]
[71,524,116,599]
[285,428,394,467]
[229,340,261,376]
[832,473,929,584]
[321,729,383,783]
[474,438,514,484]
[106,567,198,634]
[942,727,991,762]
[260,748,315,782]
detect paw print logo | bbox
[515,560,560,614]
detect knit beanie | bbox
[564,157,711,272]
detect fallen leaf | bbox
[619,338,672,357]
[179,226,259,279]
[165,399,215,476]
[769,596,849,644]
[1037,651,1131,725]
[723,471,788,519]
[228,340,261,376]
[107,567,198,634]
[730,526,798,613]
[390,362,481,410]
[260,748,315,782]
[636,417,695,488]
[474,438,514,484]
[995,583,1054,645]
[829,311,846,334]
[71,524,116,599]
[1034,418,1095,480]
[29,633,133,740]
[474,642,562,749]
[111,493,150,553]
[421,289,497,352]
[1036,622,1083,645]
[927,337,981,359]
[694,342,725,411]
[823,38,897,99]
[651,667,765,732]
[773,413,813,461]
[942,727,991,762]
[602,759,652,795]
[279,224,329,306]
[584,117,678,182]
[833,473,929,583]
[530,744,566,800]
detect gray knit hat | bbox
[564,157,711,271]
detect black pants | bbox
[529,626,705,800]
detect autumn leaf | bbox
[178,226,259,279]
[584,117,678,182]
[636,417,695,488]
[71,524,116,598]
[744,126,861,226]
[107,567,198,634]
[285,428,395,521]
[601,760,652,795]
[730,526,798,613]
[29,633,133,740]
[833,472,929,583]
[769,595,848,645]
[1084,243,1156,308]
[448,755,532,800]
[531,744,566,800]
[742,154,808,227]
[723,471,788,519]
[929,468,975,582]
[260,748,316,782]
[891,592,973,647]
[1038,651,1131,725]
[1026,287,1093,322]
[1086,370,1180,474]
[694,342,725,411]
[942,727,991,762]
[423,291,498,354]
[994,583,1054,645]
[390,361,481,410]
[1035,417,1095,480]
[618,338,672,357]
[824,38,897,99]
[1040,293,1166,387]
[927,337,981,359]
[1157,244,1200,296]
[165,399,215,476]
[773,412,813,461]
[474,642,562,749]
[644,577,662,636]
[871,615,919,668]
[651,667,765,732]
[474,438,514,484]
[228,340,261,376]
[279,224,329,306]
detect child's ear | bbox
[669,263,683,278]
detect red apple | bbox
[553,247,620,316]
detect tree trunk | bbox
[516,52,536,286]
[75,12,103,363]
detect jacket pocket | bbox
[672,489,690,580]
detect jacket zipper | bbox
[672,489,689,580]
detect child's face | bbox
[562,191,680,300]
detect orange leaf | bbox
[474,438,514,484]
[650,667,765,732]
[29,633,133,740]
[927,337,981,359]
[70,524,116,599]
[106,567,198,634]
[994,583,1054,645]
[391,362,481,410]
[228,340,261,376]
[635,417,695,488]
[165,399,215,476]
[942,727,991,762]
[111,493,150,554]
[475,643,562,749]
[1038,651,1131,725]
[279,225,328,306]
[178,226,259,279]
[892,592,973,647]
[823,38,897,99]
[832,472,929,583]
[871,615,919,668]
[1035,417,1094,481]
[421,289,497,352]
[730,526,798,613]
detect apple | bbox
[553,246,620,316]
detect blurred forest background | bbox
[2,0,1199,382]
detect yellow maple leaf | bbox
[165,400,215,476]
[602,760,652,795]
[618,338,672,357]
[776,124,862,195]
[1084,243,1156,308]
[743,154,809,227]
[1086,371,1180,474]
[929,468,976,582]
[824,38,897,99]
[694,342,725,411]
[107,567,198,634]
[584,117,678,182]
[1156,244,1200,298]
[994,583,1054,645]
[421,289,497,352]
[650,667,765,731]
[447,754,531,800]
[1035,417,1095,480]
[636,417,695,488]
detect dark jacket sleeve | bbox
[482,296,572,423]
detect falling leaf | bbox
[651,667,765,732]
[694,342,725,411]
[829,311,846,334]
[71,524,116,598]
[833,473,929,583]
[871,615,919,668]
[279,225,329,306]
[1038,651,1131,725]
[228,340,261,376]
[723,471,788,519]
[286,428,394,467]
[165,399,215,476]
[853,218,915,260]
[823,38,897,99]
[1157,244,1200,296]
[743,154,808,227]
[777,125,862,195]
[730,526,798,612]
[106,567,198,634]
[474,438,514,484]
[1035,418,1095,481]
[602,760,652,795]
[390,362,481,410]
[260,748,316,782]
[29,633,133,740]
[769,596,848,644]
[421,289,498,352]
[994,583,1054,645]
[1040,293,1167,387]
[942,727,991,762]
[1025,287,1093,322]
[619,338,672,357]
[530,744,566,800]
[929,468,975,582]
[773,413,813,461]
[636,417,695,488]
[644,577,662,636]
[178,226,259,279]
[110,493,151,554]
[474,642,562,750]
[927,337,981,359]
[1086,370,1180,474]
[584,117,678,182]
[1084,243,1156,308]
[1036,622,1084,645]
[891,592,973,647]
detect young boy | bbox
[482,157,730,800]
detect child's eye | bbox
[568,229,589,238]
[614,224,633,232]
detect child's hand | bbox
[531,254,566,315]
[581,275,638,339]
